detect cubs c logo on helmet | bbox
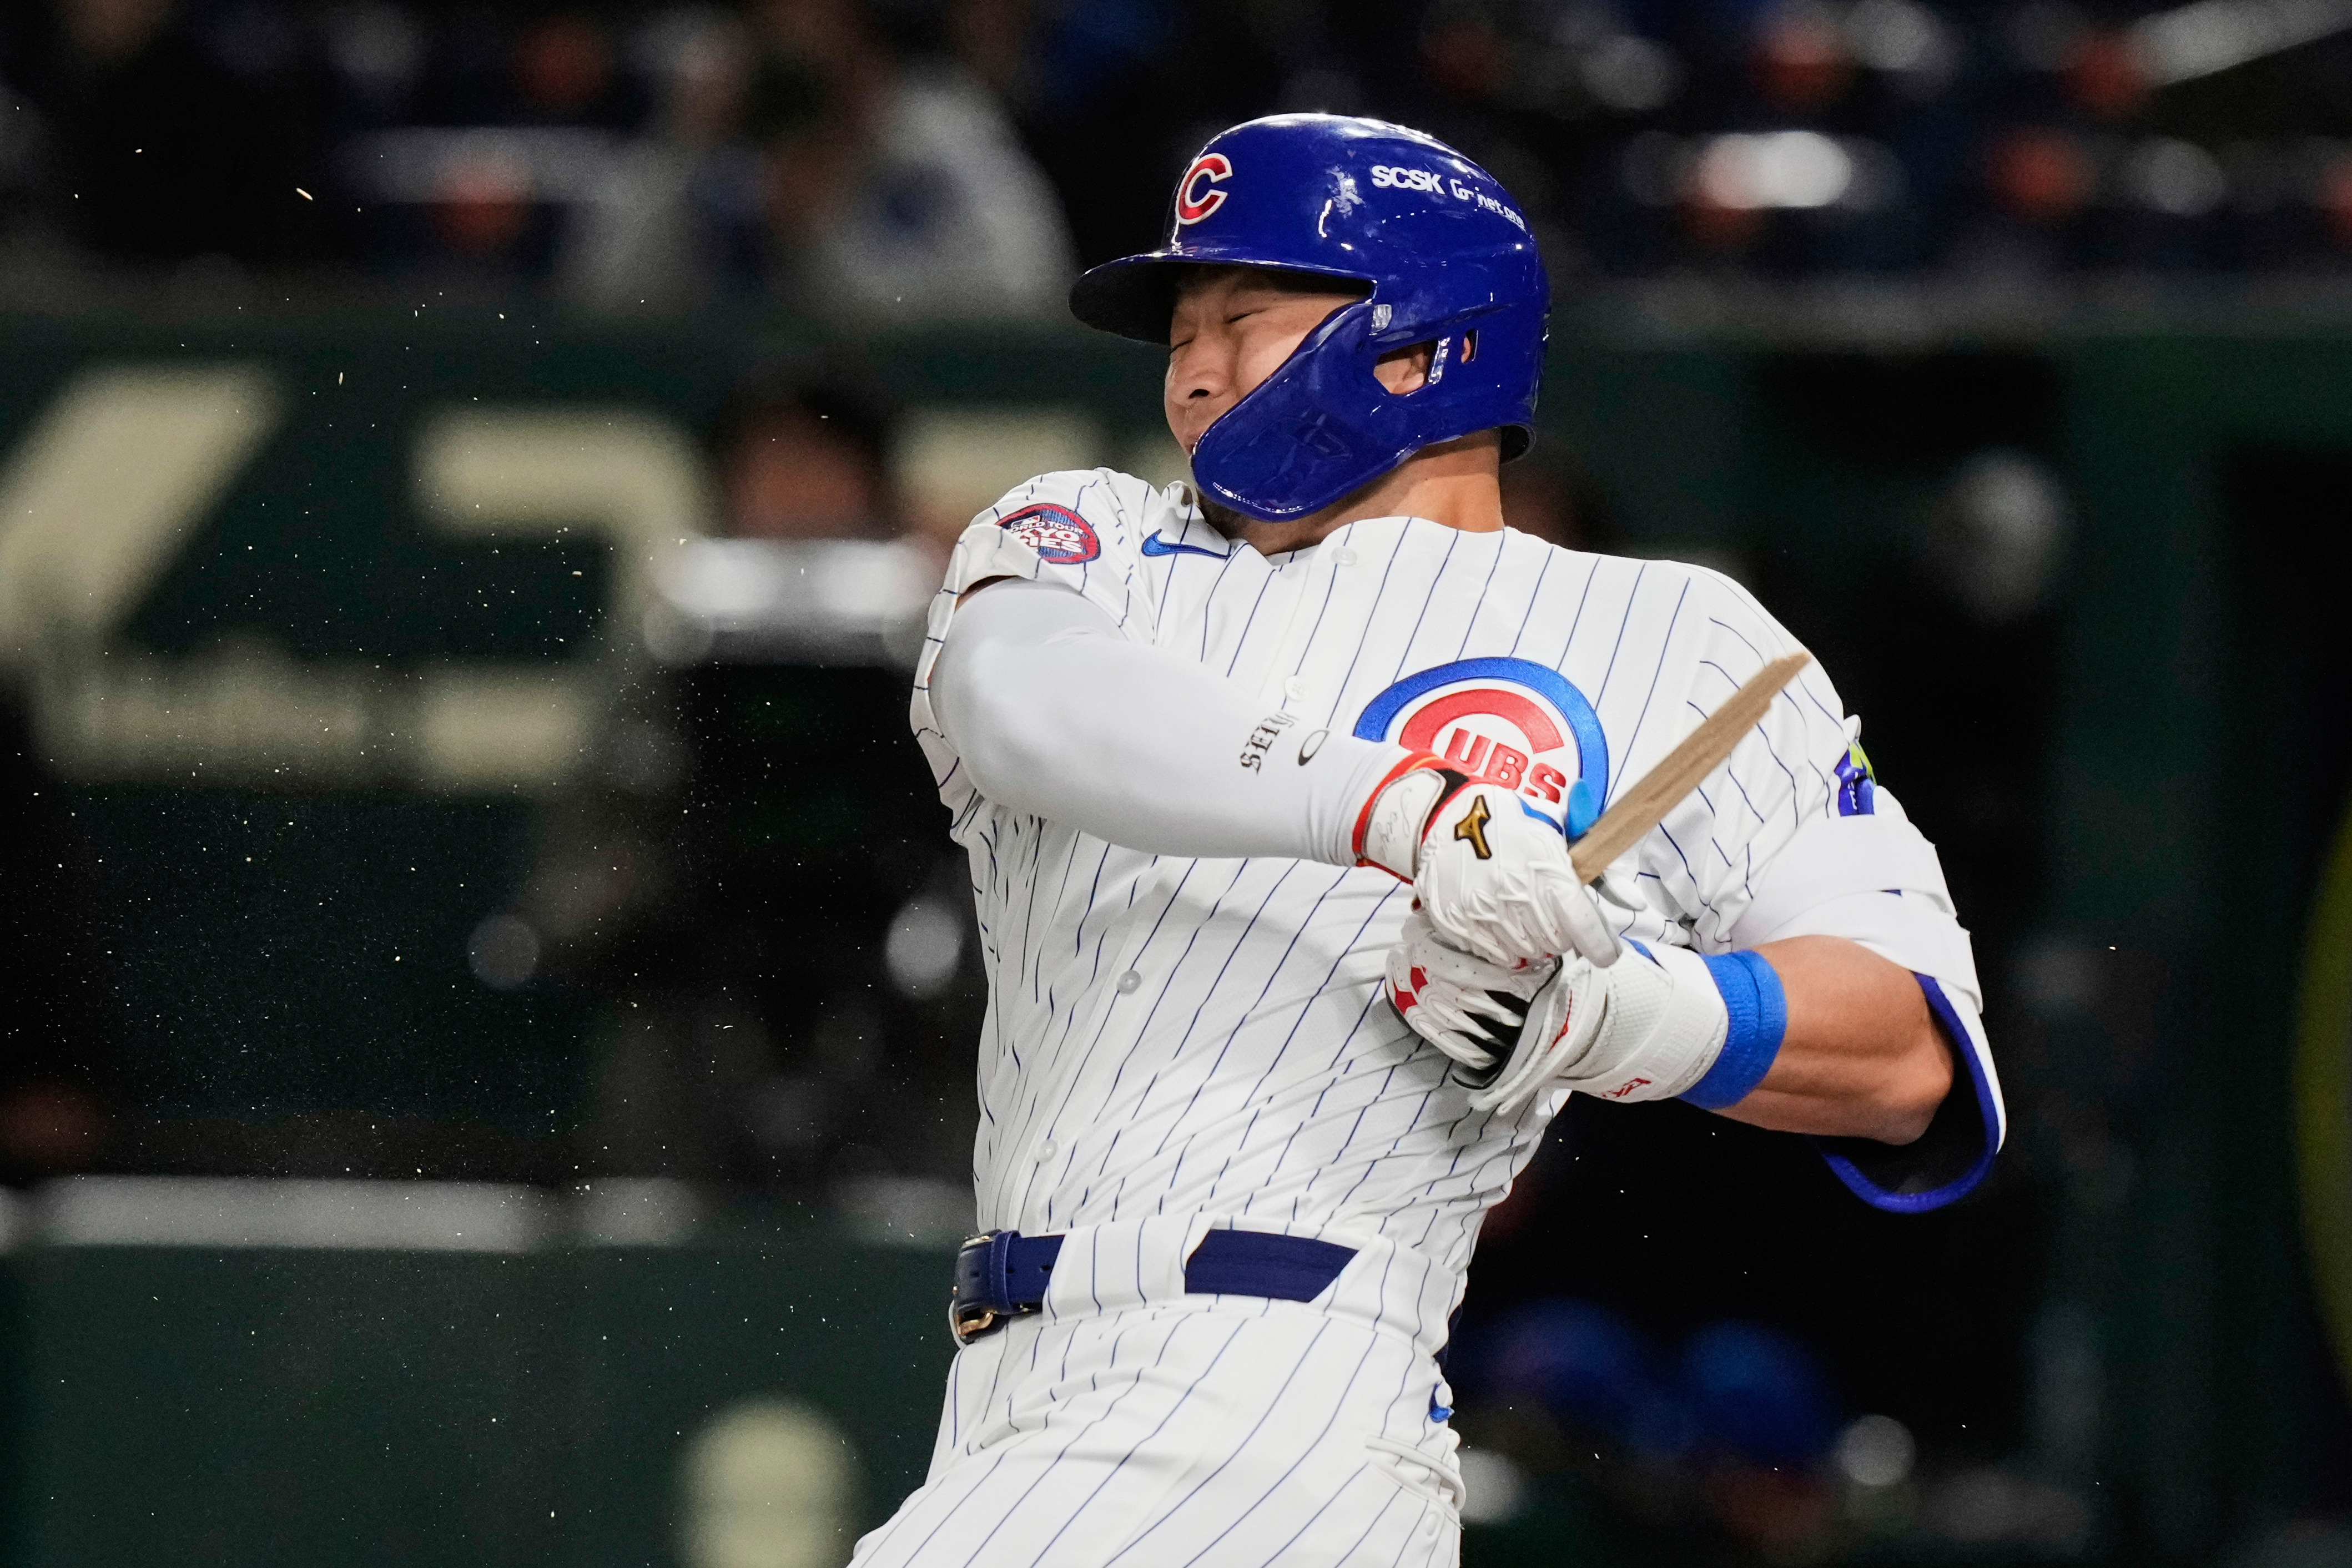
[998,502,1101,565]
[1354,657,1608,839]
[1175,153,1233,225]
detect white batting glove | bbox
[1383,910,1557,1076]
[1355,754,1619,969]
[1389,916,1732,1118]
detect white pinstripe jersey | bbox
[908,468,1868,1279]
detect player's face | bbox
[1165,268,1366,457]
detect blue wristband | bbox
[1680,950,1788,1110]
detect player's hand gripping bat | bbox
[1423,651,1814,1086]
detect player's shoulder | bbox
[975,467,1176,546]
[943,468,1185,604]
[1600,551,1845,737]
[1497,531,1764,618]
[1650,552,1770,616]
[1567,543,1798,651]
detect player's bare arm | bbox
[1396,898,1957,1146]
[1732,936,1953,1143]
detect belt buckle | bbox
[949,1231,1003,1347]
[949,1296,999,1346]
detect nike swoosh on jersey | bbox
[1140,532,1230,559]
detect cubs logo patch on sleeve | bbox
[998,503,1102,566]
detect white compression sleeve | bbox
[930,578,1405,864]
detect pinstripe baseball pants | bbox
[851,1219,1465,1568]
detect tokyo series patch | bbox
[998,503,1101,566]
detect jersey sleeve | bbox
[940,468,1161,632]
[1633,567,1854,947]
[1639,568,2006,1213]
[908,468,1162,827]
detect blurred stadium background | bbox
[1,0,2351,1563]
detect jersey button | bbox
[1332,547,1358,567]
[1283,677,1309,702]
[1117,970,1141,994]
[1034,1138,1057,1164]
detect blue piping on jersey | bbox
[1813,974,2002,1213]
[1141,533,1231,560]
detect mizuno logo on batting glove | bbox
[1355,751,1620,971]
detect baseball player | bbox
[862,114,2002,1567]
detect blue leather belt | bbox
[949,1227,1359,1344]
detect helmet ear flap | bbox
[1195,291,1548,521]
[1193,301,1393,522]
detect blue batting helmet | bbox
[1069,114,1549,523]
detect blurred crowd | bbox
[4,0,2352,311]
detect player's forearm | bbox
[932,579,1401,863]
[1710,935,1952,1144]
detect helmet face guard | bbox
[1070,114,1549,523]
